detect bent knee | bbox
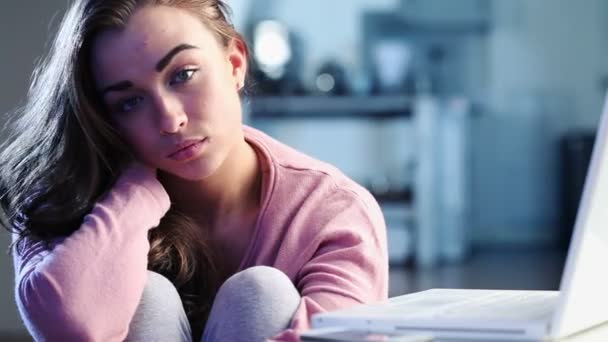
[143,271,180,298]
[138,271,184,312]
[204,267,300,341]
[218,266,298,302]
[129,271,191,341]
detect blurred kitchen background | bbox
[1,0,608,339]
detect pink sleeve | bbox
[271,191,389,342]
[12,165,170,341]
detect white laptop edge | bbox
[549,93,608,338]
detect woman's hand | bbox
[111,161,169,213]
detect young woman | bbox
[0,0,388,341]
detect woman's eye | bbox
[170,68,198,85]
[114,96,143,114]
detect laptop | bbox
[308,96,608,341]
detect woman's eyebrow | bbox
[100,43,199,97]
[155,43,199,72]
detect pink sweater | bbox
[12,125,389,341]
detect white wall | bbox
[472,0,608,244]
[488,0,606,128]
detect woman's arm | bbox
[272,189,389,341]
[12,164,170,341]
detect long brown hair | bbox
[0,0,247,340]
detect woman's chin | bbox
[158,160,217,183]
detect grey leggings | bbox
[126,266,301,342]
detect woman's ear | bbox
[227,38,248,90]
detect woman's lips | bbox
[167,138,208,162]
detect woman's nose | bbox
[155,94,188,135]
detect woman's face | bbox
[91,5,247,181]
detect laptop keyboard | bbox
[434,291,559,320]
